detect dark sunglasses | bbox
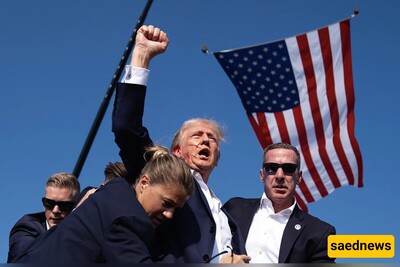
[42,197,74,213]
[263,162,298,175]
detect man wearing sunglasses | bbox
[7,172,80,263]
[223,142,335,263]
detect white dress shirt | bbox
[121,65,149,86]
[193,171,232,263]
[245,193,295,263]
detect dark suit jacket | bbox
[14,178,155,263]
[223,197,336,263]
[8,212,47,263]
[112,83,246,263]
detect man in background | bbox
[8,172,80,263]
[223,142,335,263]
[74,162,127,207]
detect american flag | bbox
[214,19,363,211]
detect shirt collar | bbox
[192,170,217,198]
[260,192,296,217]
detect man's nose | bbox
[275,167,285,178]
[52,205,61,213]
[200,133,210,143]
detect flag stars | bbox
[214,39,300,113]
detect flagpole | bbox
[72,0,153,178]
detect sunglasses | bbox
[42,197,74,213]
[263,162,298,175]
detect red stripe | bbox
[248,113,272,149]
[274,112,290,143]
[294,191,308,212]
[340,19,364,187]
[296,34,329,197]
[318,26,345,188]
[292,106,316,203]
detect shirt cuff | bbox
[121,65,149,86]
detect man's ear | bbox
[296,170,303,184]
[259,169,265,183]
[172,145,182,157]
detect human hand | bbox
[130,25,169,68]
[219,253,251,264]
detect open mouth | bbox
[198,148,210,159]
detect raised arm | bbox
[112,25,169,184]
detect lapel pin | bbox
[294,224,301,230]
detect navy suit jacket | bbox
[8,212,47,263]
[223,197,336,263]
[14,178,155,263]
[112,83,246,263]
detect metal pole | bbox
[73,0,153,178]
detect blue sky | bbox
[0,0,399,264]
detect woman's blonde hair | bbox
[140,145,194,196]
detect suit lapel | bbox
[278,205,304,263]
[192,180,214,219]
